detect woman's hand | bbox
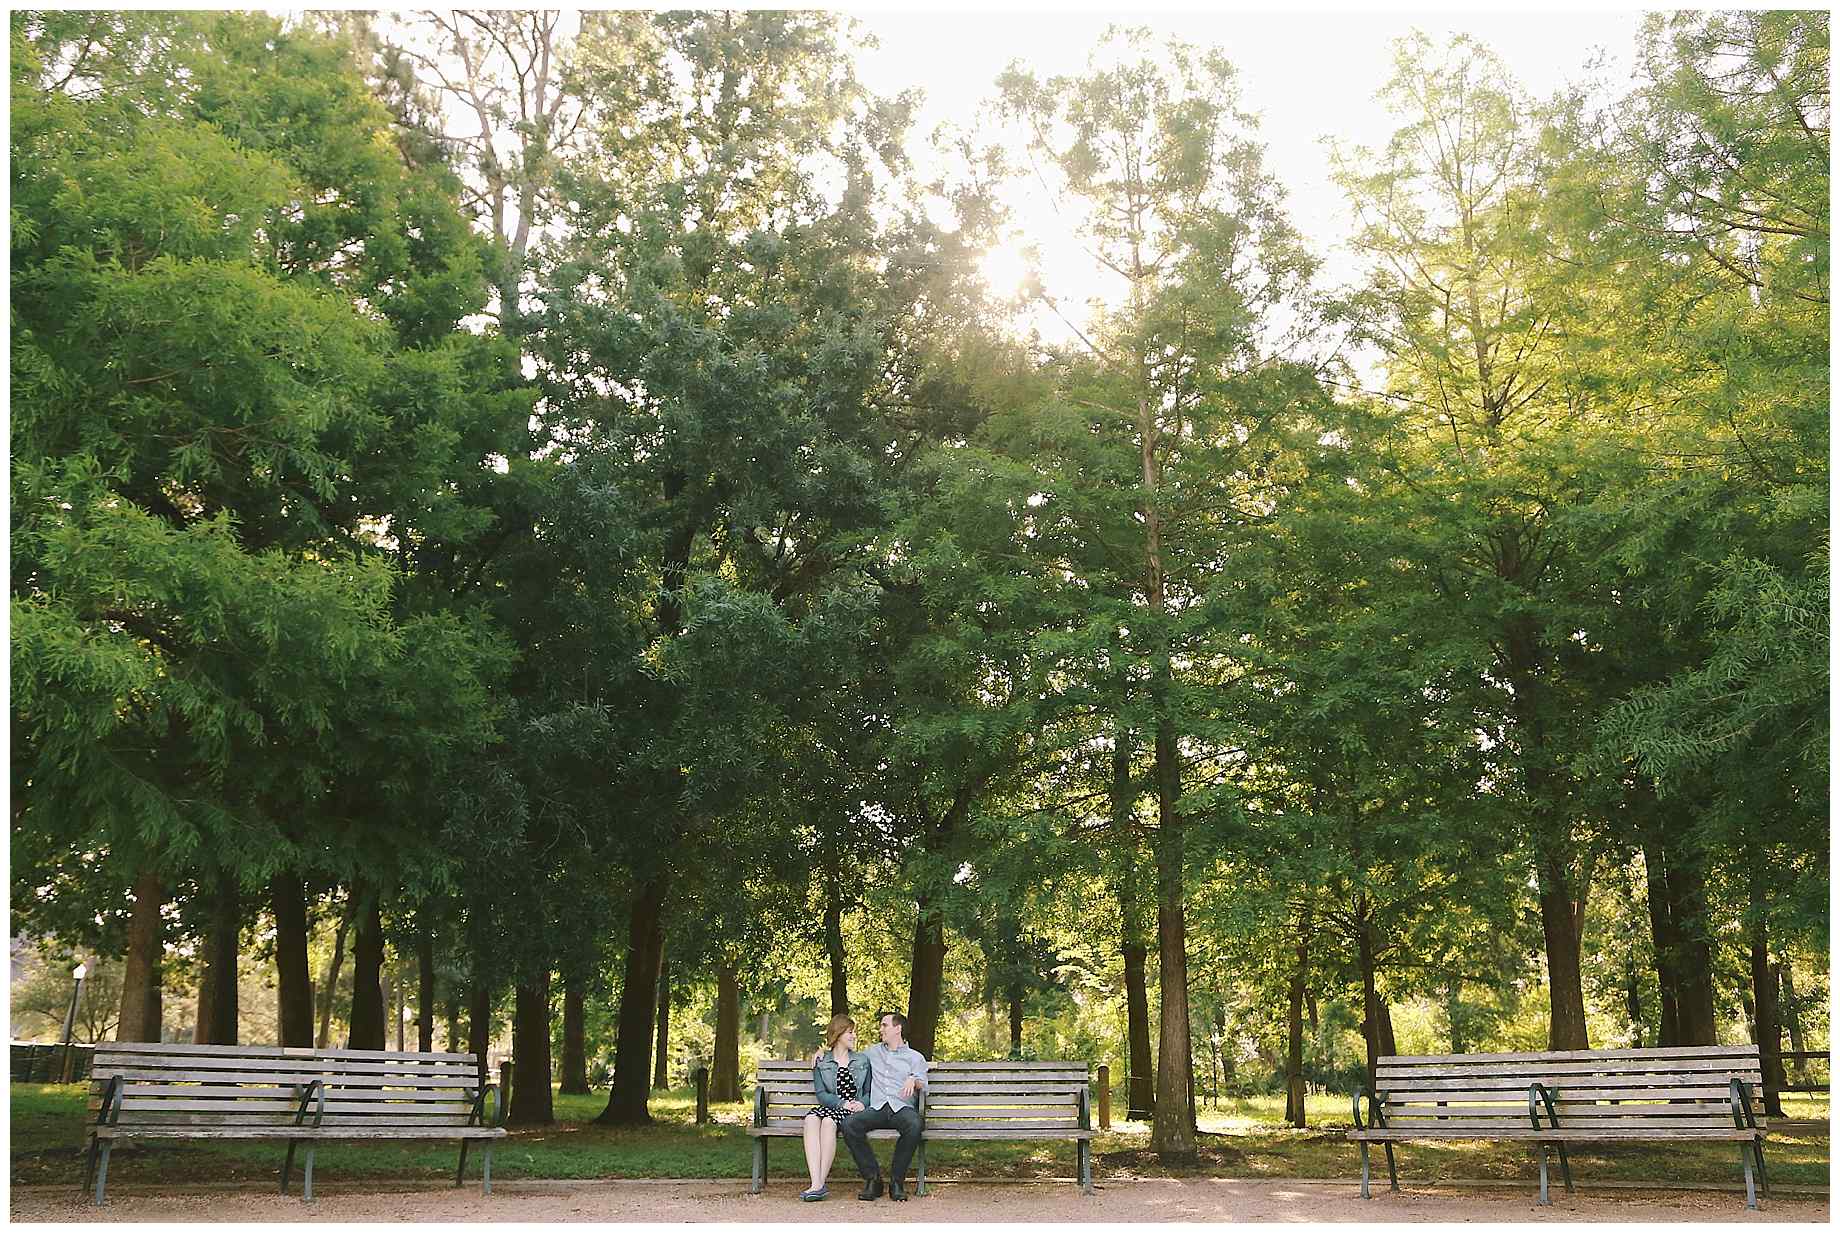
[843,1099,865,1113]
[811,1049,825,1063]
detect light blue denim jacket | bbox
[812,1051,872,1112]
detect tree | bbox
[995,25,1319,1158]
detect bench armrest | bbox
[1351,1088,1383,1130]
[1730,1077,1760,1131]
[752,1083,766,1129]
[1527,1082,1560,1130]
[95,1074,124,1127]
[294,1079,327,1128]
[468,1082,501,1127]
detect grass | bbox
[12,1082,1828,1193]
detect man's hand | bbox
[900,1077,917,1100]
[843,1099,864,1113]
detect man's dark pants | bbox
[840,1103,921,1183]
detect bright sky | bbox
[848,7,1649,345]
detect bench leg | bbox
[1753,1139,1770,1200]
[750,1137,766,1195]
[482,1143,493,1195]
[1359,1143,1371,1199]
[282,1141,297,1194]
[1077,1139,1093,1195]
[1739,1143,1757,1210]
[1383,1143,1398,1193]
[456,1139,470,1187]
[82,1135,100,1195]
[1537,1144,1550,1206]
[302,1147,316,1202]
[93,1141,113,1206]
[1556,1143,1574,1194]
[916,1139,927,1196]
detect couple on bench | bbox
[798,1010,927,1202]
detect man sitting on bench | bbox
[839,1010,929,1201]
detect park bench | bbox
[1348,1044,1771,1208]
[83,1042,505,1205]
[748,1058,1095,1194]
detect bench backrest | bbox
[1374,1044,1765,1133]
[751,1057,1089,1133]
[89,1042,487,1132]
[924,1061,1089,1135]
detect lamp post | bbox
[59,962,88,1084]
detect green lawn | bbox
[11,1083,1828,1191]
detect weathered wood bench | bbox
[1348,1044,1771,1208]
[748,1058,1095,1194]
[84,1042,505,1204]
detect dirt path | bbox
[11,1178,1828,1223]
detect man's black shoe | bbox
[858,1176,883,1202]
[889,1180,908,1202]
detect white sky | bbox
[847,7,1649,343]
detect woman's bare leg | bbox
[818,1118,838,1184]
[802,1114,824,1189]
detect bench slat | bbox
[1383,1082,1751,1104]
[96,1071,478,1091]
[1349,1127,1759,1141]
[93,1058,477,1079]
[116,1084,470,1102]
[96,1125,502,1139]
[95,1043,476,1063]
[922,1128,1095,1139]
[1379,1058,1766,1080]
[1379,1046,1758,1065]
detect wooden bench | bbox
[1348,1044,1771,1208]
[84,1042,505,1204]
[748,1058,1096,1194]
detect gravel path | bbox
[11,1178,1828,1223]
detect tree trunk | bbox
[446,995,462,1057]
[825,885,850,1018]
[711,964,741,1103]
[1749,884,1786,1117]
[1114,731,1155,1123]
[1357,909,1383,1088]
[1643,840,1683,1046]
[417,926,435,1053]
[597,876,665,1124]
[1444,981,1464,1056]
[315,899,352,1049]
[1123,938,1155,1121]
[1536,851,1591,1050]
[510,970,554,1125]
[193,947,218,1046]
[1008,987,1024,1058]
[117,869,165,1042]
[560,983,589,1093]
[1780,963,1808,1081]
[199,868,239,1044]
[1285,918,1308,1128]
[1623,950,1645,1048]
[347,895,386,1050]
[906,899,947,1060]
[652,953,671,1089]
[271,873,314,1047]
[1669,858,1718,1045]
[468,977,493,1088]
[1149,717,1197,1161]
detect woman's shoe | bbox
[800,1186,829,1201]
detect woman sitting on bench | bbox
[800,1014,868,1201]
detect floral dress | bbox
[810,1060,857,1121]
